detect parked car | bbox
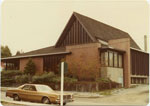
[6,84,73,105]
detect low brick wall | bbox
[44,81,121,92]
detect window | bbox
[119,54,122,68]
[22,85,36,91]
[114,52,118,67]
[101,52,108,66]
[109,51,113,67]
[100,50,123,68]
[101,52,105,66]
[22,85,30,90]
[105,52,108,66]
[29,86,37,91]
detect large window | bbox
[101,50,123,68]
[114,52,118,67]
[109,52,113,67]
[101,52,108,66]
[118,54,122,68]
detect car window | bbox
[29,85,36,91]
[22,85,30,90]
[36,85,54,92]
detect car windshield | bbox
[36,85,54,93]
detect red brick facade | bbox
[66,43,101,80]
[20,57,43,74]
[108,38,131,88]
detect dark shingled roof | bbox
[74,12,140,49]
[1,46,68,60]
[16,46,66,56]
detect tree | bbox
[16,50,24,55]
[1,45,12,58]
[16,51,21,55]
[24,59,36,76]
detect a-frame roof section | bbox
[55,13,96,47]
[55,12,140,49]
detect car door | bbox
[26,85,41,102]
[18,85,31,101]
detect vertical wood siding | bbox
[56,19,93,47]
[131,49,149,76]
[43,55,65,73]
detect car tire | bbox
[58,103,67,105]
[42,97,51,104]
[13,94,20,101]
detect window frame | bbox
[100,50,123,68]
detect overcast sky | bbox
[1,0,149,55]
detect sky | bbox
[1,0,149,55]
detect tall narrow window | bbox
[109,51,113,67]
[114,52,118,67]
[105,52,108,66]
[101,52,108,66]
[101,52,105,66]
[119,54,122,68]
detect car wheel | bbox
[58,103,66,105]
[13,94,20,101]
[42,97,50,104]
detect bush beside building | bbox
[1,70,121,91]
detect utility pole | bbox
[60,62,64,106]
[144,35,147,52]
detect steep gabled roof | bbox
[74,12,140,49]
[56,12,140,49]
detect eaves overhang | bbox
[99,47,126,54]
[1,51,71,61]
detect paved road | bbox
[1,85,149,105]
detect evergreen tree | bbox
[24,59,36,76]
[1,45,12,58]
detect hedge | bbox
[1,70,23,86]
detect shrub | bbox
[1,78,16,86]
[1,70,22,86]
[32,72,78,84]
[32,72,56,83]
[96,78,111,83]
[1,70,22,78]
[64,77,78,83]
[24,59,36,76]
[51,77,61,83]
[15,75,29,84]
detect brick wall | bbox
[108,38,131,88]
[20,57,43,74]
[66,43,101,81]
